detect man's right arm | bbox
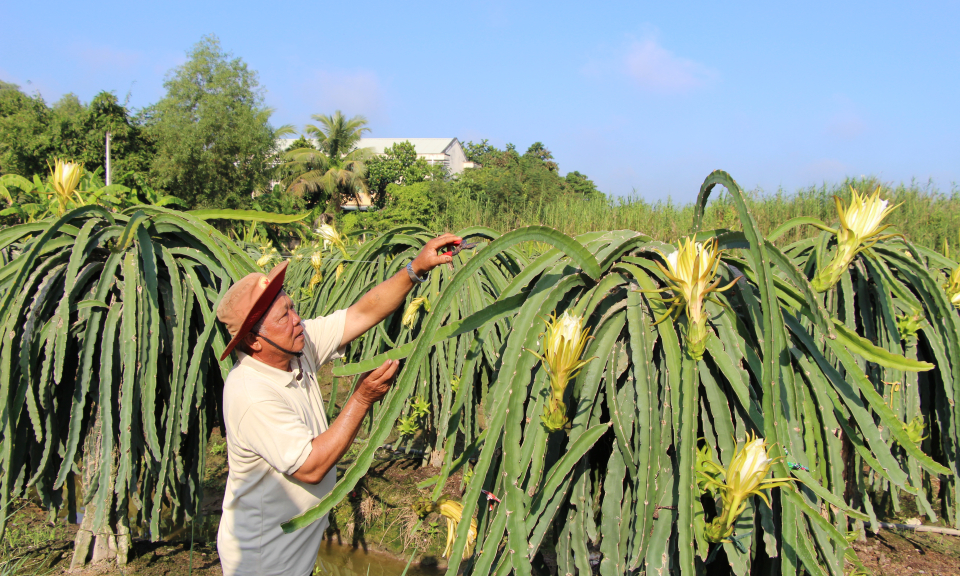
[291,359,399,484]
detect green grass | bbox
[433,176,960,252]
[0,502,60,576]
[208,438,226,456]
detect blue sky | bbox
[2,1,958,200]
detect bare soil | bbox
[854,529,960,576]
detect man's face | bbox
[258,291,305,354]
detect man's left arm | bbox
[342,233,461,345]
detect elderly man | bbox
[215,233,461,576]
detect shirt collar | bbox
[237,351,299,387]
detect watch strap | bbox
[406,262,426,283]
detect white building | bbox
[359,138,473,175]
[275,137,475,210]
[276,137,474,175]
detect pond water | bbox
[315,539,444,576]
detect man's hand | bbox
[292,358,400,485]
[410,233,462,277]
[342,234,462,346]
[354,359,400,408]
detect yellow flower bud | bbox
[49,159,84,215]
[316,223,350,259]
[52,159,82,197]
[944,265,960,308]
[528,311,595,432]
[896,309,925,341]
[839,186,898,243]
[256,248,278,268]
[402,296,430,329]
[644,237,737,359]
[697,433,795,540]
[812,186,902,292]
[902,416,927,445]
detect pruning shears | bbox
[481,489,501,511]
[443,241,479,271]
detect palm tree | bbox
[280,111,372,209]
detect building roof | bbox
[276,139,306,152]
[276,138,459,155]
[356,138,458,155]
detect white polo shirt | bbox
[218,310,347,576]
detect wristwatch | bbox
[406,262,427,283]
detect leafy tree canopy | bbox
[524,141,558,171]
[251,184,309,217]
[463,139,497,163]
[342,181,439,234]
[0,83,53,177]
[58,92,154,187]
[284,135,316,151]
[453,140,601,209]
[278,111,370,210]
[307,111,368,160]
[564,170,599,196]
[366,141,442,205]
[143,34,282,208]
[0,84,152,187]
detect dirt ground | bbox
[853,528,960,576]
[1,426,453,576]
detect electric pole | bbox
[105,131,112,186]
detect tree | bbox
[448,141,570,209]
[445,140,603,212]
[524,141,558,171]
[463,139,497,164]
[0,83,153,187]
[0,82,54,177]
[283,135,316,151]
[52,93,85,119]
[49,92,153,188]
[77,93,154,187]
[144,35,283,208]
[564,170,599,196]
[279,110,371,210]
[366,140,440,206]
[343,181,439,234]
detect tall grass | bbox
[434,177,960,251]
